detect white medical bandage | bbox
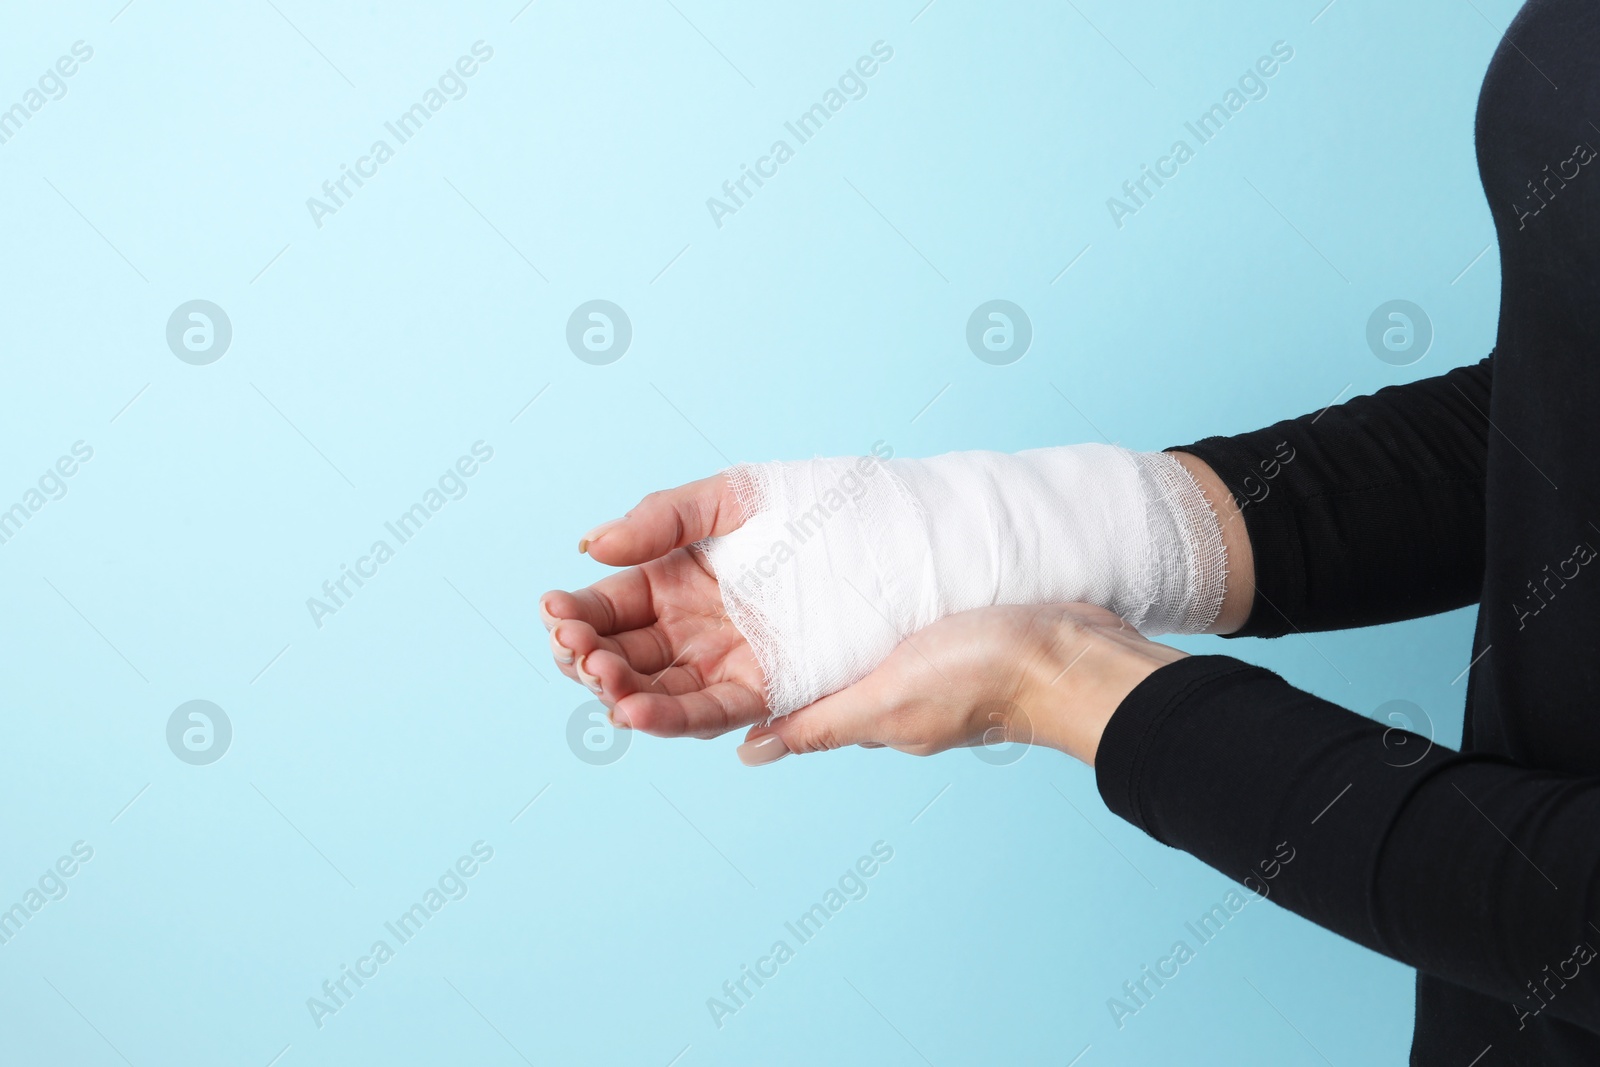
[698,443,1228,716]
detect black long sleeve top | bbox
[1095,2,1600,1062]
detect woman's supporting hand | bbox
[540,474,773,738]
[734,603,1188,767]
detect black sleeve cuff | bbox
[1094,654,1267,837]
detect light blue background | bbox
[0,0,1506,1063]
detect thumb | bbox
[735,677,893,766]
[579,472,746,566]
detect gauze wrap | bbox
[698,443,1228,716]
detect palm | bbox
[625,548,767,729]
[545,541,769,738]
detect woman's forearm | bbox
[1167,359,1491,636]
[696,444,1240,715]
[1094,652,1600,1036]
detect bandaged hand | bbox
[543,443,1232,730]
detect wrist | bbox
[1022,609,1188,765]
[1169,450,1255,634]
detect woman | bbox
[543,1,1600,1060]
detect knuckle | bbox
[681,491,708,533]
[583,592,617,633]
[878,700,918,737]
[790,726,844,754]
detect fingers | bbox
[570,647,686,705]
[549,618,674,679]
[612,681,767,740]
[579,473,745,566]
[540,567,657,637]
[560,635,762,739]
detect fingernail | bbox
[539,598,559,631]
[576,653,602,692]
[737,734,789,767]
[578,518,623,555]
[549,626,573,665]
[608,706,632,729]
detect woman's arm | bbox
[1170,356,1492,636]
[549,357,1490,733]
[736,603,1600,1035]
[1095,652,1600,1035]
